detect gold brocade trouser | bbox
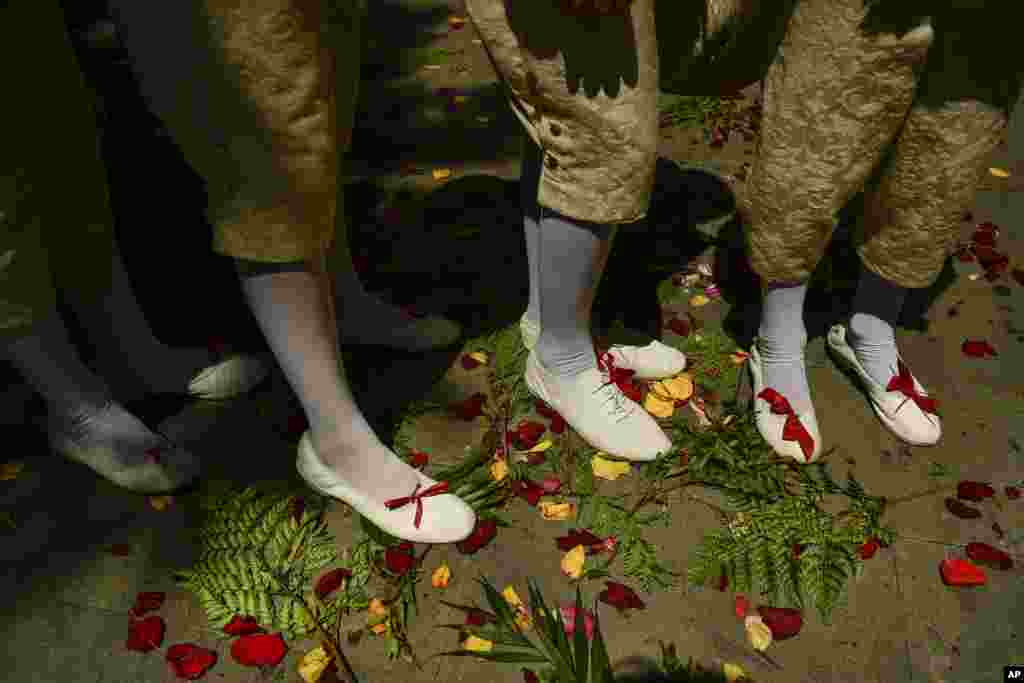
[743,0,1023,288]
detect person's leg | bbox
[832,0,1022,445]
[742,0,933,461]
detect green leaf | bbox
[526,579,576,682]
[573,587,588,683]
[588,600,614,683]
[476,578,533,649]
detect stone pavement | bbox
[1,3,1022,682]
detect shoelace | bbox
[595,352,635,423]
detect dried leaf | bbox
[297,645,333,683]
[561,544,586,579]
[448,15,467,29]
[432,563,452,588]
[591,454,631,480]
[965,542,1013,570]
[957,481,996,502]
[744,615,773,651]
[945,498,982,519]
[757,607,803,640]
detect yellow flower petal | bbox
[432,168,452,181]
[538,501,575,520]
[463,635,493,653]
[367,598,389,623]
[502,586,524,610]
[591,454,632,480]
[643,391,675,418]
[659,374,694,401]
[297,645,333,683]
[431,563,451,589]
[490,458,509,482]
[468,351,488,365]
[690,294,710,307]
[527,439,553,453]
[989,167,1010,178]
[723,662,747,682]
[0,461,24,481]
[561,544,586,579]
[148,495,174,511]
[744,615,773,652]
[453,95,468,105]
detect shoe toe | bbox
[189,353,270,400]
[884,402,941,446]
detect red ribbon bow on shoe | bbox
[597,351,642,403]
[756,388,815,462]
[886,360,938,415]
[384,481,449,529]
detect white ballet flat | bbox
[826,324,941,446]
[524,350,672,462]
[748,343,822,463]
[187,352,271,401]
[295,432,477,544]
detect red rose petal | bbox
[555,528,604,553]
[939,558,987,587]
[710,127,726,148]
[971,227,998,247]
[223,615,263,636]
[1006,486,1021,500]
[599,581,645,611]
[961,340,998,358]
[859,538,880,560]
[449,393,487,421]
[511,479,545,507]
[290,496,305,524]
[535,401,557,419]
[314,568,352,600]
[465,608,495,627]
[756,607,803,640]
[522,669,540,683]
[132,591,166,617]
[126,615,165,652]
[385,545,416,575]
[668,317,691,337]
[548,413,566,434]
[514,420,547,450]
[526,451,547,466]
[957,481,996,502]
[541,476,562,494]
[408,451,429,468]
[456,518,498,555]
[231,633,287,667]
[715,573,728,592]
[965,542,1013,571]
[166,643,218,680]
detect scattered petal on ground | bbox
[408,451,429,468]
[432,169,452,181]
[558,605,594,640]
[1007,486,1021,499]
[448,15,466,29]
[539,501,575,520]
[643,390,675,418]
[230,633,287,667]
[456,519,498,554]
[126,615,165,652]
[592,454,632,480]
[165,643,218,680]
[149,495,174,511]
[385,543,416,575]
[599,581,645,611]
[223,615,263,636]
[940,558,987,587]
[745,615,773,651]
[734,594,751,619]
[859,538,880,560]
[723,662,747,682]
[958,481,996,502]
[490,457,509,482]
[463,635,493,653]
[965,542,1013,570]
[668,317,691,337]
[297,645,334,683]
[314,568,352,600]
[757,607,803,640]
[512,479,546,506]
[432,563,452,588]
[989,167,1010,178]
[690,294,710,307]
[132,591,166,617]
[555,528,604,553]
[541,476,562,494]
[561,545,586,579]
[461,353,484,370]
[962,340,998,358]
[0,461,23,480]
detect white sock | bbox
[847,266,906,386]
[3,311,112,418]
[237,263,419,505]
[68,238,214,398]
[757,281,813,413]
[534,209,616,378]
